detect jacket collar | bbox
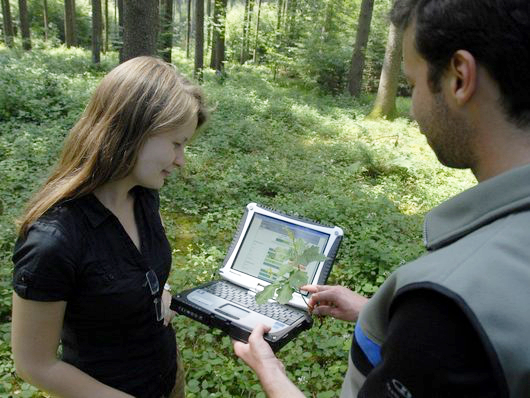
[424,163,530,250]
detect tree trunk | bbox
[348,0,374,97]
[103,0,108,52]
[43,0,49,41]
[91,0,102,63]
[206,0,211,52]
[244,0,254,61]
[117,0,123,57]
[252,0,261,63]
[160,0,173,62]
[209,0,219,68]
[194,0,204,80]
[185,0,191,57]
[369,23,403,120]
[1,0,14,47]
[286,0,296,40]
[120,0,159,63]
[64,0,76,47]
[239,0,249,64]
[276,0,283,31]
[18,0,32,50]
[209,0,227,72]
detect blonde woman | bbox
[11,56,207,398]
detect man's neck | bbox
[472,126,530,182]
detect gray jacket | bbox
[342,163,530,397]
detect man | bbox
[233,0,530,397]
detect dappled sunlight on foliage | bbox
[0,48,474,397]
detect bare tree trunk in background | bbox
[18,0,32,50]
[244,0,254,60]
[276,0,283,31]
[117,0,123,57]
[64,0,76,47]
[160,0,173,62]
[194,0,204,80]
[103,0,108,52]
[286,0,296,42]
[1,0,14,47]
[210,0,227,72]
[120,0,159,63]
[206,0,211,52]
[43,0,49,41]
[91,0,102,63]
[252,0,261,63]
[369,23,403,120]
[348,0,374,96]
[239,0,249,64]
[186,0,191,57]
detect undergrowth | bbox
[0,46,474,397]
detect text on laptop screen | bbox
[232,213,330,283]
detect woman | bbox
[11,56,207,398]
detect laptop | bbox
[170,203,343,351]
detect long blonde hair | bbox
[18,56,208,237]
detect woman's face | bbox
[129,115,198,190]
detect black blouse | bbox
[13,187,177,398]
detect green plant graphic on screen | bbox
[255,228,328,305]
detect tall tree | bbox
[239,0,254,64]
[276,0,283,31]
[91,0,102,63]
[206,0,212,52]
[286,0,296,41]
[18,0,32,50]
[348,0,375,96]
[369,23,404,119]
[252,0,262,63]
[185,0,191,57]
[117,0,123,57]
[103,0,108,52]
[209,0,227,72]
[1,0,15,47]
[121,0,159,63]
[43,0,49,41]
[194,0,204,80]
[239,0,250,64]
[64,0,76,47]
[160,0,173,62]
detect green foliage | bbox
[224,0,395,95]
[0,48,475,397]
[6,0,395,96]
[255,228,328,305]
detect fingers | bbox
[232,323,273,365]
[249,323,271,342]
[300,284,335,293]
[232,339,246,357]
[163,309,176,327]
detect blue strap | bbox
[354,322,382,367]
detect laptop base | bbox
[171,281,314,352]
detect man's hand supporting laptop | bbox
[233,284,368,398]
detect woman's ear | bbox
[448,50,477,106]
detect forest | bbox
[0,0,474,397]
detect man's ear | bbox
[448,50,477,105]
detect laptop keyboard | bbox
[204,281,304,325]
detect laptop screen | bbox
[232,213,330,283]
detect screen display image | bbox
[232,214,330,284]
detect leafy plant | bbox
[255,228,328,305]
